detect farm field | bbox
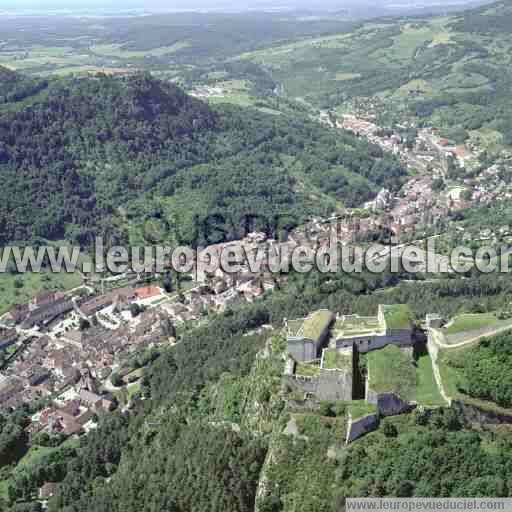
[90,42,190,59]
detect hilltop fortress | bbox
[286,304,413,363]
[284,304,418,441]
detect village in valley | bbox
[1,94,512,503]
[1,99,512,445]
[320,100,512,239]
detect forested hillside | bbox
[0,70,406,247]
[0,65,47,105]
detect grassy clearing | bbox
[303,310,333,342]
[438,345,470,397]
[381,304,412,330]
[127,381,142,399]
[348,400,377,420]
[368,345,417,401]
[0,437,80,499]
[468,128,504,150]
[322,349,352,371]
[0,479,8,501]
[16,437,79,470]
[429,30,454,47]
[387,24,436,60]
[395,79,433,97]
[295,362,320,378]
[16,445,55,469]
[0,270,82,316]
[415,353,446,407]
[334,72,361,81]
[334,315,381,338]
[203,79,256,108]
[443,313,501,335]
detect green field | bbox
[367,345,417,401]
[381,304,412,330]
[16,445,55,469]
[0,437,80,501]
[348,400,377,420]
[415,353,447,407]
[438,343,472,398]
[0,270,82,315]
[443,313,502,335]
[202,79,260,109]
[441,313,512,344]
[91,42,189,59]
[368,346,445,406]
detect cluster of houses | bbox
[330,97,512,243]
[0,286,175,416]
[30,385,115,438]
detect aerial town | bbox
[1,101,511,445]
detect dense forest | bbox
[263,409,512,509]
[460,332,512,408]
[0,67,47,106]
[0,69,406,247]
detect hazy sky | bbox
[0,0,486,10]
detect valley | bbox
[1,1,512,511]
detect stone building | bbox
[285,310,335,362]
[334,304,414,353]
[21,297,74,329]
[284,347,354,402]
